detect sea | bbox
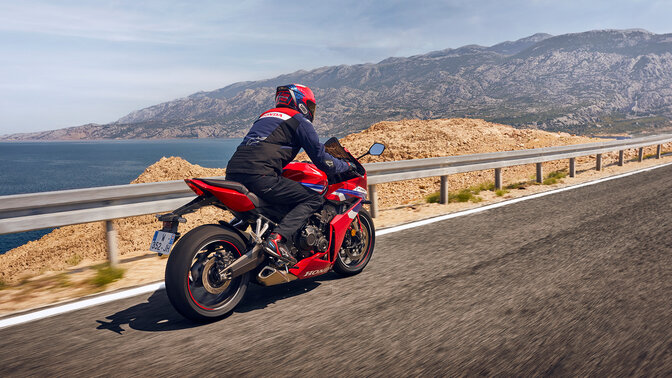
[0,139,242,254]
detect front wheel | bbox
[165,224,249,322]
[334,209,375,276]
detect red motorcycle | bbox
[150,138,385,321]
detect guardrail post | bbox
[440,176,449,204]
[494,168,502,190]
[105,220,119,267]
[596,154,603,171]
[618,150,624,166]
[657,144,662,159]
[536,163,543,183]
[368,184,378,218]
[638,147,644,162]
[569,158,576,178]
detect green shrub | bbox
[425,192,441,203]
[471,182,495,193]
[425,188,484,204]
[450,189,482,203]
[506,182,528,190]
[495,189,509,196]
[90,265,125,288]
[542,170,567,185]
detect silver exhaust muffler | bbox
[257,266,298,286]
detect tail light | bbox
[185,179,205,196]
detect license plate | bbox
[150,230,176,255]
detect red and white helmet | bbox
[275,84,317,121]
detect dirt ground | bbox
[0,118,670,315]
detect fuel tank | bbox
[282,162,328,194]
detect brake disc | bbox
[202,258,231,294]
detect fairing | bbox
[282,162,328,194]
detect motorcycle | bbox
[150,138,385,321]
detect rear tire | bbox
[165,224,249,322]
[333,209,375,276]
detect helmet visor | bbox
[306,101,316,116]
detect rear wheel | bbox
[334,209,375,276]
[165,225,249,322]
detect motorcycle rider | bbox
[226,84,352,264]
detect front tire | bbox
[333,209,375,276]
[165,224,249,322]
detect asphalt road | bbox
[1,165,671,376]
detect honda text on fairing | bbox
[150,139,385,322]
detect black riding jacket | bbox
[226,107,349,177]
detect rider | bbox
[226,84,352,264]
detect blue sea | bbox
[0,139,242,254]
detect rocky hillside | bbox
[4,29,672,141]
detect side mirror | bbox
[368,143,385,156]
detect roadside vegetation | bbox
[542,170,567,185]
[425,182,493,204]
[90,264,125,288]
[425,169,568,204]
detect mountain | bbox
[4,29,672,140]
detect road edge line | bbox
[0,282,165,329]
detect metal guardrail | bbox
[364,133,672,216]
[1,134,671,264]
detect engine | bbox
[295,205,336,259]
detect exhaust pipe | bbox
[257,266,298,286]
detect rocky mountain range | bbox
[4,28,672,140]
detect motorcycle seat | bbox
[197,178,267,209]
[199,178,248,193]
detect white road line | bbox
[2,160,672,329]
[0,282,164,329]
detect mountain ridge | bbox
[4,28,672,141]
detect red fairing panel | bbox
[189,180,256,212]
[289,253,333,279]
[282,162,328,194]
[325,175,368,202]
[328,199,363,258]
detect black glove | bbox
[328,162,359,184]
[346,162,363,177]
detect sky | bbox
[1,0,671,134]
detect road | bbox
[1,165,671,376]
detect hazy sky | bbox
[1,0,670,134]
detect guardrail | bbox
[365,133,672,216]
[1,133,671,264]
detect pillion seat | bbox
[196,178,266,209]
